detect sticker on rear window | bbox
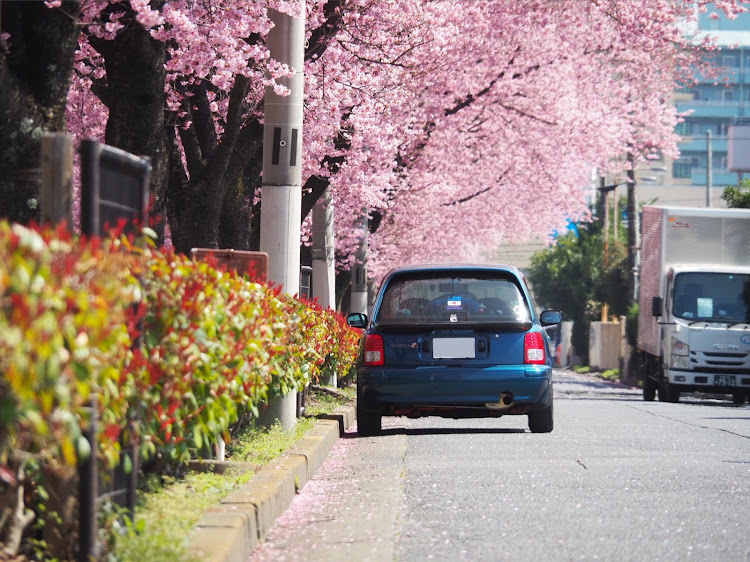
[447,296,462,310]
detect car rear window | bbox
[375,272,530,324]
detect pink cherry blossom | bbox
[57,0,746,279]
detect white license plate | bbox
[433,338,475,359]
[715,374,736,386]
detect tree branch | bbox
[441,169,509,206]
[305,0,347,61]
[191,80,218,160]
[178,117,204,181]
[207,74,250,188]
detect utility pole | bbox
[258,3,304,430]
[626,152,636,301]
[602,175,610,322]
[706,130,713,207]
[311,188,336,309]
[350,209,369,315]
[260,4,305,295]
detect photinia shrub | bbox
[1,220,360,476]
[0,221,141,471]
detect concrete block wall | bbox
[589,321,622,371]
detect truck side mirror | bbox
[652,296,663,317]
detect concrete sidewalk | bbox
[186,405,357,562]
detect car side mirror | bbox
[652,296,663,317]
[539,310,562,326]
[347,312,368,329]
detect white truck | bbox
[637,205,750,403]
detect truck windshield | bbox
[672,272,750,322]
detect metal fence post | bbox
[78,397,98,562]
[40,133,74,231]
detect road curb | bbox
[186,404,356,562]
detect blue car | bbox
[347,264,562,436]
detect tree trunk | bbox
[218,153,263,250]
[169,176,222,253]
[40,462,78,560]
[0,1,79,225]
[218,176,252,250]
[89,8,169,242]
[0,464,35,558]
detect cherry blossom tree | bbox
[359,0,742,276]
[3,0,747,277]
[0,1,79,225]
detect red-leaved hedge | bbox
[0,221,360,476]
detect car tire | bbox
[356,381,381,436]
[357,409,381,436]
[528,398,553,433]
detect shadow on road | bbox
[346,426,527,438]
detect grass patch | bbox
[573,365,591,373]
[109,386,353,561]
[111,471,251,562]
[228,417,317,464]
[600,369,620,381]
[303,386,356,417]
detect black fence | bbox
[80,138,151,238]
[77,139,151,561]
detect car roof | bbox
[382,263,523,278]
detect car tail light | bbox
[524,332,546,365]
[364,334,385,366]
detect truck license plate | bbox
[714,375,736,387]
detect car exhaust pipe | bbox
[485,392,515,410]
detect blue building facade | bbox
[674,9,750,186]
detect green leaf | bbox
[76,434,92,461]
[123,453,133,474]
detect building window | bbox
[676,121,693,136]
[723,55,737,67]
[673,162,692,178]
[723,89,735,101]
[692,89,702,100]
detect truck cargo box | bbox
[637,206,750,357]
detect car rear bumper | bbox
[358,364,552,417]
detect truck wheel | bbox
[659,380,680,403]
[732,391,747,405]
[643,376,657,401]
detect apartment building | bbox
[672,9,750,187]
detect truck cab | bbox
[649,266,750,402]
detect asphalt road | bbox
[248,370,750,561]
